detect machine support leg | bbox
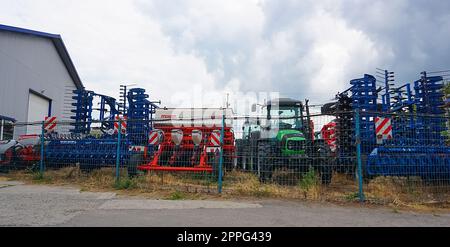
[355,109,365,202]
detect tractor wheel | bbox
[127,153,144,177]
[235,139,250,171]
[257,141,273,183]
[242,147,250,171]
[239,144,251,172]
[235,139,243,169]
[315,143,333,185]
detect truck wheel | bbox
[257,142,273,183]
[128,153,143,177]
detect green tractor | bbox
[235,98,333,184]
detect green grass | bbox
[167,190,186,200]
[113,177,137,190]
[32,172,52,183]
[344,192,360,201]
[252,187,272,197]
[298,167,318,191]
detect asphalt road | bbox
[1,180,449,227]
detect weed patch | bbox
[167,190,186,200]
[4,167,450,211]
[114,178,137,190]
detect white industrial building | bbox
[0,24,83,139]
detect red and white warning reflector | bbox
[149,129,164,145]
[375,117,392,144]
[114,115,127,134]
[44,116,57,132]
[209,130,221,146]
[205,130,221,153]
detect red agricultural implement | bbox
[0,135,40,171]
[137,126,235,173]
[137,108,236,173]
[321,121,337,153]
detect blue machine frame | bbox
[44,87,159,171]
[346,71,450,179]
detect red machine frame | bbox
[137,126,235,172]
[0,135,40,167]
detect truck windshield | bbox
[268,106,302,129]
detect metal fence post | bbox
[218,112,225,193]
[115,119,122,183]
[355,109,365,202]
[39,121,45,174]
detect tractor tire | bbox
[257,141,274,183]
[315,142,333,185]
[238,140,252,171]
[127,153,143,177]
[241,144,251,172]
[235,139,245,170]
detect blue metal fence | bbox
[1,110,449,204]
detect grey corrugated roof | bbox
[0,114,16,122]
[0,24,83,89]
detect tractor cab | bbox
[246,98,311,141]
[265,98,304,131]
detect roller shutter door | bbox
[26,92,50,134]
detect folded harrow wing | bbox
[322,71,450,180]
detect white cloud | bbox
[1,0,448,110]
[0,0,224,107]
[300,10,382,97]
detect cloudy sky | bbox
[1,0,449,111]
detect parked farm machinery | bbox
[0,135,40,171]
[235,98,334,184]
[136,108,236,175]
[321,71,450,181]
[0,86,236,177]
[2,69,449,184]
[45,87,158,173]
